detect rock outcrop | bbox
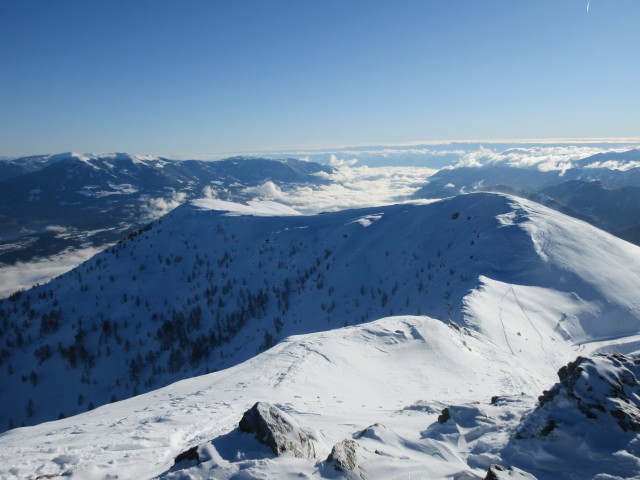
[517,353,640,438]
[239,401,316,459]
[502,354,640,480]
[173,445,200,466]
[484,464,537,479]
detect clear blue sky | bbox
[1,0,639,157]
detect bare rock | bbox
[239,401,316,459]
[326,439,367,480]
[484,464,538,480]
[173,445,200,466]
[327,439,359,471]
[437,407,451,423]
[517,353,640,438]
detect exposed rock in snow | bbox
[326,439,368,479]
[438,407,451,423]
[238,401,316,459]
[518,353,640,438]
[173,445,200,466]
[485,464,538,479]
[504,353,640,480]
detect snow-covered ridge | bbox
[2,316,640,479]
[190,199,302,216]
[0,315,562,479]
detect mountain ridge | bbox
[1,193,639,433]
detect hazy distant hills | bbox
[414,148,640,244]
[0,153,333,266]
[1,193,639,434]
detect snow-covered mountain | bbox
[0,153,333,267]
[1,193,639,441]
[413,148,640,244]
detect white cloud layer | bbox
[143,191,188,220]
[451,146,634,171]
[242,181,283,200]
[0,247,103,298]
[242,163,439,214]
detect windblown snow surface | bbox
[1,193,640,479]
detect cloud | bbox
[0,246,103,298]
[259,164,438,214]
[143,191,187,220]
[202,185,217,199]
[242,181,284,200]
[327,154,358,168]
[451,145,619,172]
[44,225,68,233]
[240,145,640,213]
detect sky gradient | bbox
[1,0,639,157]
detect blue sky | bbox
[1,0,639,157]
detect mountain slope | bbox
[1,317,639,480]
[539,180,640,232]
[0,315,575,480]
[1,193,639,434]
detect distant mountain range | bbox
[0,153,334,267]
[413,149,640,245]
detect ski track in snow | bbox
[498,286,516,356]
[510,284,550,366]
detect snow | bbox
[28,188,41,201]
[190,198,302,216]
[503,354,640,479]
[0,315,544,480]
[77,183,140,198]
[2,192,640,479]
[347,213,383,227]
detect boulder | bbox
[437,407,451,423]
[326,439,367,480]
[326,439,359,471]
[238,401,316,459]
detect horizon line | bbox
[3,137,640,161]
